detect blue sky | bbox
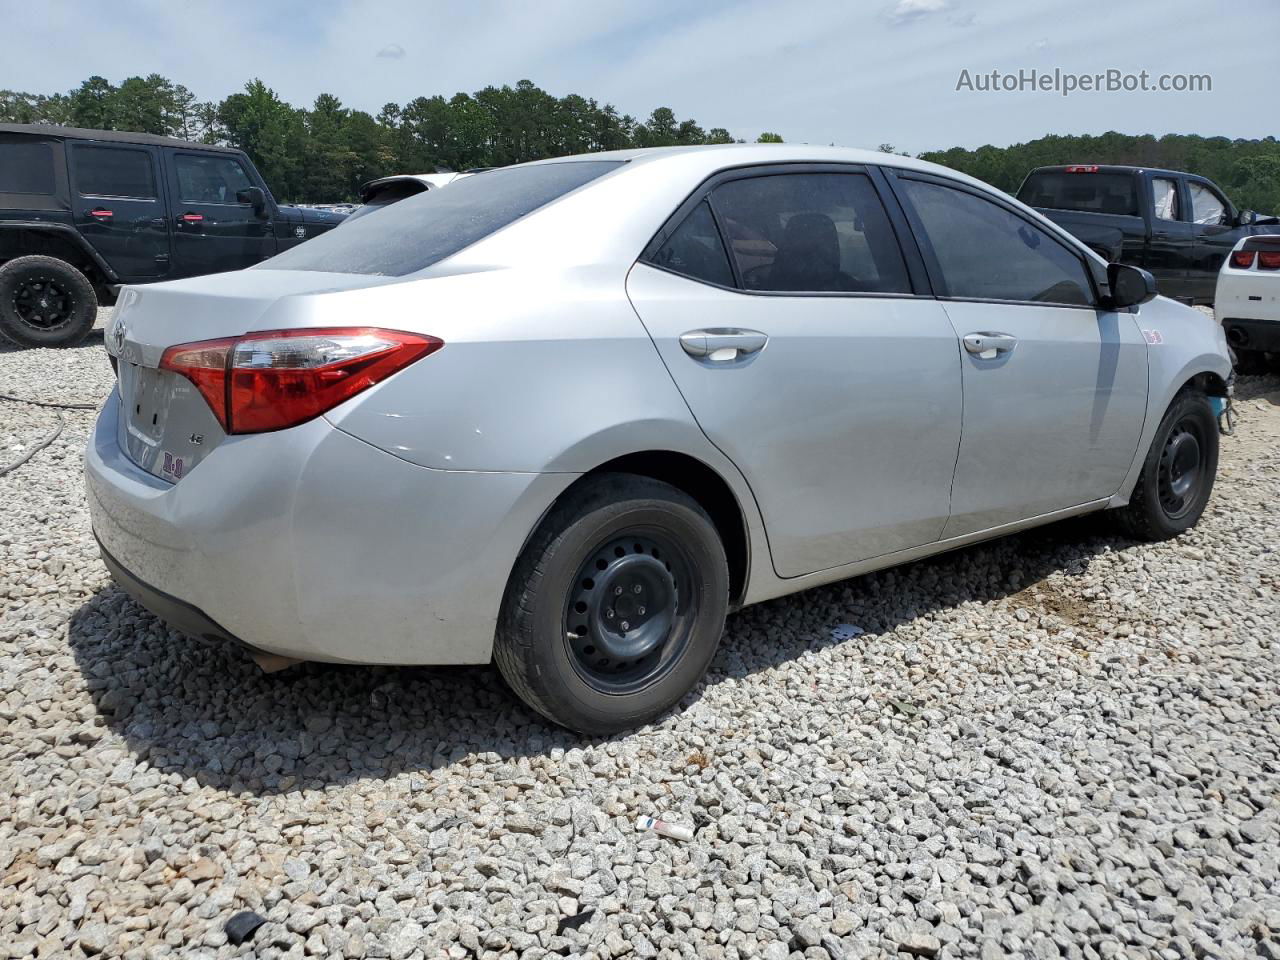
[3,0,1276,154]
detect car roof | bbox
[0,123,241,154]
[1028,163,1190,180]
[520,143,1000,192]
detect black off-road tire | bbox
[494,473,729,734]
[0,255,98,348]
[1114,390,1219,542]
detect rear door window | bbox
[0,140,55,195]
[1152,177,1180,221]
[264,160,623,276]
[646,200,734,287]
[709,172,911,294]
[73,146,157,199]
[900,177,1094,307]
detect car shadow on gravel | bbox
[0,326,104,355]
[67,512,1135,796]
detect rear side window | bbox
[74,146,156,199]
[647,200,734,287]
[1017,171,1138,217]
[711,173,911,294]
[0,140,55,195]
[901,178,1094,307]
[264,160,623,276]
[175,154,254,204]
[1152,177,1180,221]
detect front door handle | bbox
[962,332,1018,359]
[680,328,768,363]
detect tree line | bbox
[919,131,1280,217]
[0,75,782,203]
[4,76,1277,213]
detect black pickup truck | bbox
[0,124,345,347]
[1016,164,1279,305]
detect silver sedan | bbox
[87,145,1233,732]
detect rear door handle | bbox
[962,332,1018,359]
[680,328,768,363]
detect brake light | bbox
[160,327,442,434]
[1259,251,1280,270]
[1232,250,1256,269]
[1065,165,1099,173]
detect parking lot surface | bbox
[1,313,1278,959]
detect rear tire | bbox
[1114,390,1218,542]
[0,255,98,348]
[494,473,729,734]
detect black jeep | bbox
[0,124,345,348]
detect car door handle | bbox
[680,329,768,362]
[962,332,1018,359]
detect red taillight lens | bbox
[160,327,442,434]
[1065,165,1099,173]
[1231,250,1256,269]
[1259,251,1280,270]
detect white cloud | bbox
[887,0,950,25]
[376,44,406,60]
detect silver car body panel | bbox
[626,263,962,578]
[88,144,1232,665]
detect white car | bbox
[1215,235,1280,371]
[343,171,483,224]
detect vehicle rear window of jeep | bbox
[260,160,624,276]
[1016,172,1139,217]
[0,141,55,195]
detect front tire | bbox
[0,255,98,348]
[494,474,729,734]
[1114,390,1218,541]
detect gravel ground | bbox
[2,308,1279,960]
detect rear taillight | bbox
[160,327,442,434]
[1231,250,1256,269]
[1259,251,1280,271]
[1065,165,1099,173]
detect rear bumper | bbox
[86,388,576,664]
[1222,317,1280,353]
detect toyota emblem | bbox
[111,319,127,353]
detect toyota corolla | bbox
[87,145,1233,733]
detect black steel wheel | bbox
[1114,390,1218,541]
[495,473,729,734]
[563,531,699,694]
[0,255,98,348]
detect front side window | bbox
[175,154,254,204]
[900,178,1093,307]
[0,140,55,195]
[1188,181,1227,226]
[1152,177,1180,221]
[264,160,623,276]
[710,173,911,294]
[74,146,156,199]
[647,200,734,287]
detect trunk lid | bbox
[106,269,396,482]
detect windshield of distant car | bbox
[260,161,624,276]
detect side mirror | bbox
[1106,262,1157,309]
[236,186,267,215]
[1236,209,1258,227]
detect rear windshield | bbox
[262,160,624,276]
[1017,171,1139,217]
